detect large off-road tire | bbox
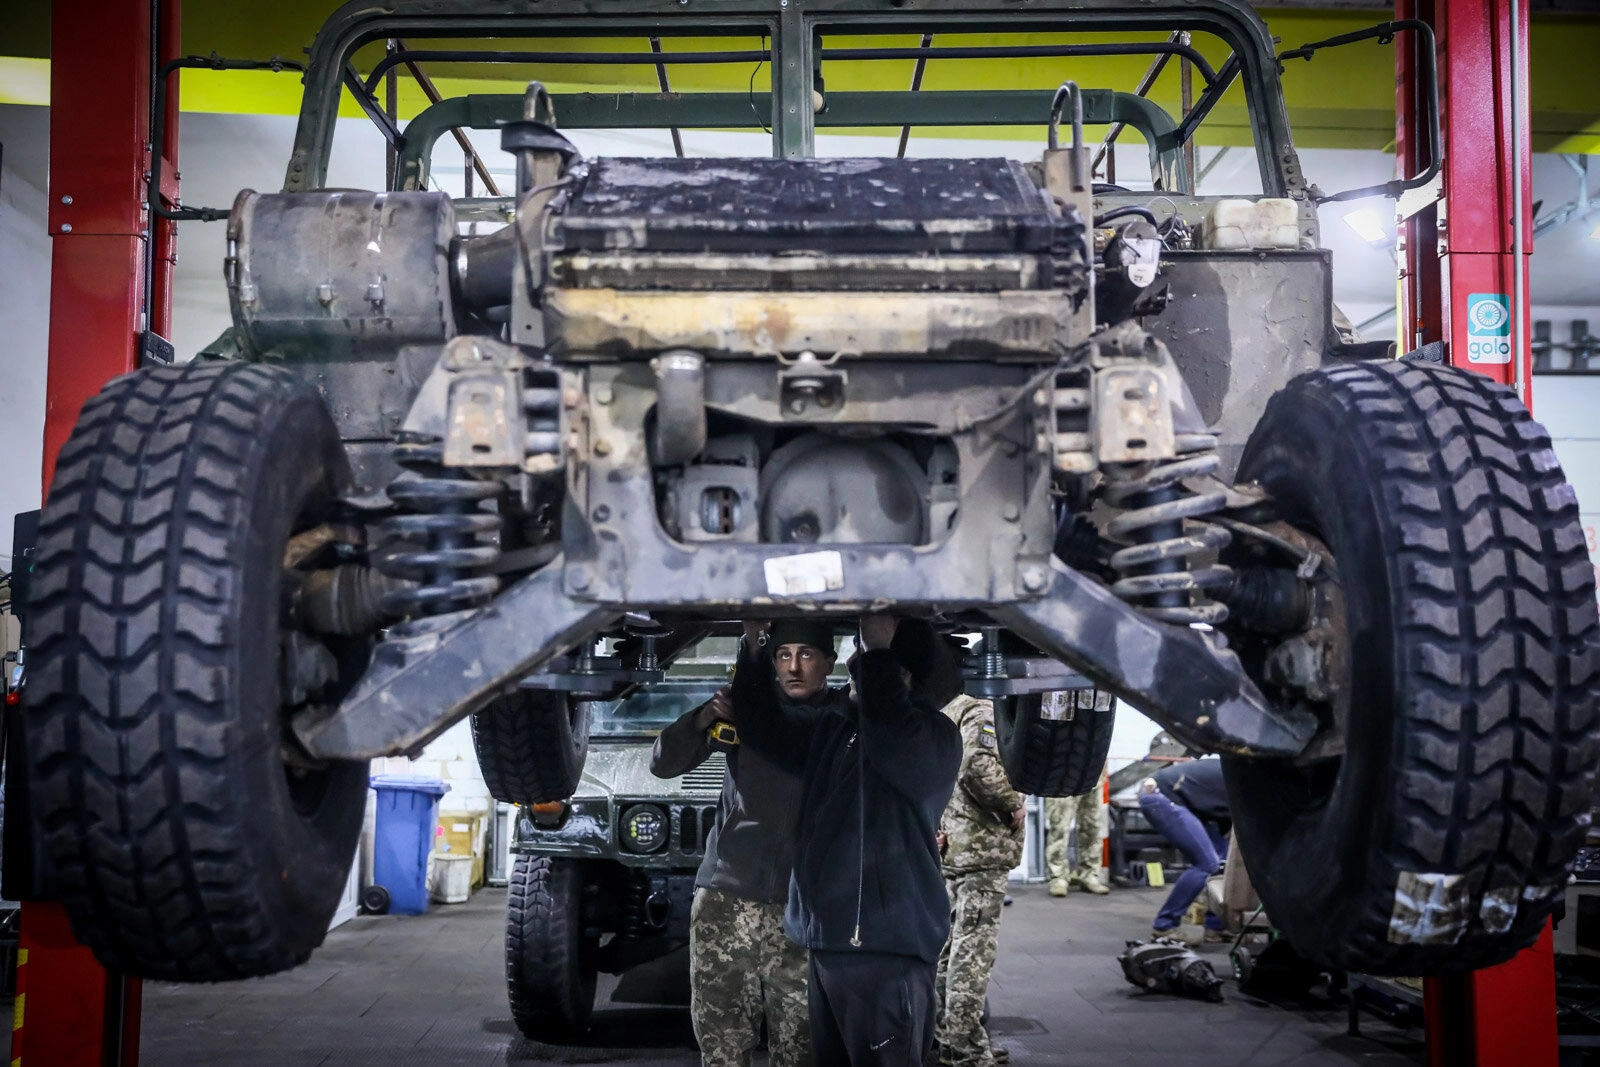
[471,690,588,803]
[25,361,368,981]
[1224,360,1600,975]
[994,689,1116,796]
[506,854,598,1039]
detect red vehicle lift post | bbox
[1396,0,1556,1062]
[11,0,181,1062]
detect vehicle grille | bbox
[678,805,719,856]
[679,753,727,797]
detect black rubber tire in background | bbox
[994,689,1116,796]
[25,362,368,980]
[506,854,598,1039]
[1224,360,1600,975]
[471,690,589,804]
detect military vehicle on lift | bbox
[504,670,724,1040]
[21,0,1599,989]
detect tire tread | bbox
[996,690,1115,797]
[505,854,594,1038]
[27,361,358,980]
[472,692,587,805]
[1237,360,1599,974]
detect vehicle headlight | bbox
[620,804,669,853]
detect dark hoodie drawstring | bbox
[852,720,864,948]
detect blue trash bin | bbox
[370,775,450,915]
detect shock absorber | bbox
[1102,433,1232,625]
[374,440,503,623]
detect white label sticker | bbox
[763,551,845,596]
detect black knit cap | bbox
[767,619,837,655]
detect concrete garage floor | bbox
[142,884,1424,1066]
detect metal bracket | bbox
[294,558,618,759]
[964,656,1095,697]
[518,654,664,697]
[990,561,1316,757]
[1395,171,1444,223]
[777,350,849,417]
[443,369,523,467]
[1092,364,1175,463]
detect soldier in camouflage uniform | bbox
[687,886,812,1064]
[1042,690,1113,897]
[935,692,1025,1067]
[653,619,844,1067]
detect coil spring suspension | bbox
[375,441,503,622]
[1103,433,1232,625]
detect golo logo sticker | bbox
[1465,293,1512,364]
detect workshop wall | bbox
[0,104,49,565]
[1536,368,1600,606]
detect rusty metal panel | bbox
[543,289,1072,359]
[227,190,457,361]
[1144,250,1334,477]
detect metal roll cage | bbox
[281,0,1302,198]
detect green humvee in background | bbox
[504,648,730,1040]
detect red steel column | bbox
[14,0,180,1062]
[150,0,181,342]
[1397,1,1552,1064]
[1398,0,1533,403]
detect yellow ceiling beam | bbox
[1,7,1596,152]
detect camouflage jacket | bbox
[938,695,1024,875]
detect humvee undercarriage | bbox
[21,0,1598,987]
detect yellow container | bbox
[436,813,485,889]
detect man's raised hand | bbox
[695,686,734,731]
[858,615,899,651]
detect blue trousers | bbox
[1137,790,1228,931]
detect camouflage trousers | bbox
[935,867,1010,1067]
[1045,769,1108,885]
[689,887,812,1067]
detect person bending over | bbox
[1137,756,1230,945]
[650,620,845,1066]
[736,615,962,1066]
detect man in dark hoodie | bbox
[735,615,962,1066]
[650,619,844,1066]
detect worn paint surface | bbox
[544,288,1072,359]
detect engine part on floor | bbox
[1118,938,1225,1002]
